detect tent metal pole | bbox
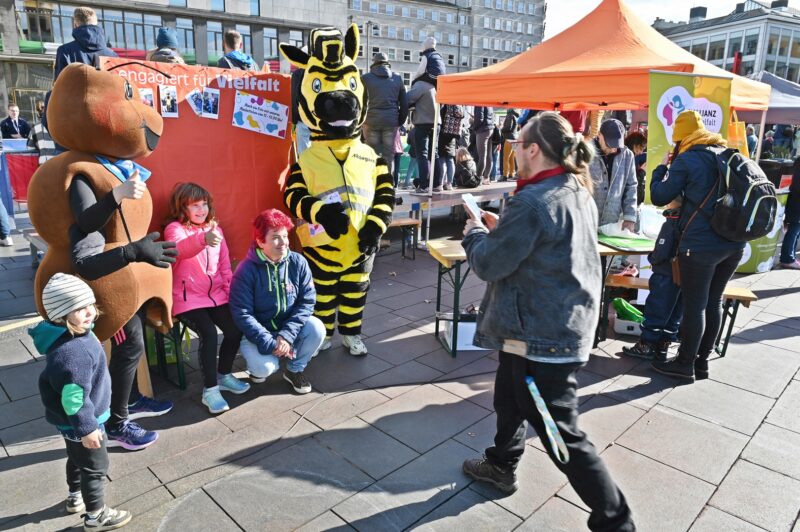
[755,110,767,163]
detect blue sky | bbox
[544,1,751,39]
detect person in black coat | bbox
[53,7,117,80]
[0,104,30,139]
[780,159,800,268]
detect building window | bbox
[352,0,362,9]
[416,8,423,19]
[482,57,489,67]
[484,0,492,7]
[371,24,380,37]
[370,1,378,13]
[505,0,513,11]
[494,18,501,30]
[493,58,499,64]
[402,72,411,85]
[504,39,512,52]
[690,37,708,60]
[744,28,759,56]
[176,18,195,61]
[726,32,742,60]
[461,56,468,66]
[388,26,397,39]
[207,21,224,60]
[494,38,501,50]
[387,48,396,60]
[358,44,363,58]
[482,37,490,49]
[211,0,225,11]
[527,23,533,35]
[447,54,455,65]
[517,1,524,13]
[404,28,413,41]
[515,41,523,52]
[263,27,278,59]
[432,11,439,22]
[448,33,456,45]
[289,30,303,48]
[516,22,523,33]
[403,49,411,61]
[527,2,534,14]
[372,46,380,56]
[169,0,187,6]
[250,0,260,16]
[462,35,470,47]
[484,16,491,29]
[505,20,512,32]
[707,34,725,61]
[447,13,454,24]
[236,24,252,55]
[401,6,410,17]
[387,3,394,15]
[459,14,468,25]
[495,0,502,9]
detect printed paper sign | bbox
[232,90,289,139]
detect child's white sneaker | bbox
[83,505,132,531]
[342,335,368,356]
[66,491,85,513]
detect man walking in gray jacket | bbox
[361,53,408,175]
[588,119,638,230]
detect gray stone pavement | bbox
[1,211,800,531]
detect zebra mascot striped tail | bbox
[280,24,395,355]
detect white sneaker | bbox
[341,335,368,356]
[0,236,12,247]
[319,338,333,351]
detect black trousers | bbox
[177,304,242,388]
[677,247,744,359]
[65,433,109,513]
[108,308,147,429]
[486,352,634,532]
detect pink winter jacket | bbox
[164,221,233,316]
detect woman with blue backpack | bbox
[649,111,745,381]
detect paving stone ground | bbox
[1,209,800,531]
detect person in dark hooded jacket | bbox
[53,7,117,80]
[361,53,408,175]
[146,27,185,64]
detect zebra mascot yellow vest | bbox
[280,25,395,356]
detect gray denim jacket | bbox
[588,143,638,226]
[462,173,601,363]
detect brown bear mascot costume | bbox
[28,63,177,450]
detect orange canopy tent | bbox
[437,0,771,111]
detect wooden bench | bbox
[23,230,158,394]
[23,230,47,268]
[388,217,422,260]
[603,275,758,358]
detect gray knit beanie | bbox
[42,273,96,321]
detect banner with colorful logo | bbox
[646,71,732,204]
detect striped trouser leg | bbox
[305,255,340,338]
[337,255,375,336]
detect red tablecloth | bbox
[6,152,38,202]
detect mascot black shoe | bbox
[281,25,395,356]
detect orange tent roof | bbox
[437,0,771,111]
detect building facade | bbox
[655,0,800,84]
[0,0,346,120]
[348,0,545,84]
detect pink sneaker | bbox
[780,260,800,270]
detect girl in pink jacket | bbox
[164,183,249,414]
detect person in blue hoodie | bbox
[217,29,257,71]
[32,273,131,531]
[229,209,325,394]
[53,7,118,80]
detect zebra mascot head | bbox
[280,25,367,141]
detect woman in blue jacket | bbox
[229,209,325,394]
[650,111,745,381]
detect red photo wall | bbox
[101,57,293,262]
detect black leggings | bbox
[108,308,146,429]
[677,247,744,359]
[65,435,109,513]
[177,304,242,388]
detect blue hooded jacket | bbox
[32,321,111,438]
[229,247,316,355]
[54,25,118,80]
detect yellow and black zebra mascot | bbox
[280,25,395,356]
